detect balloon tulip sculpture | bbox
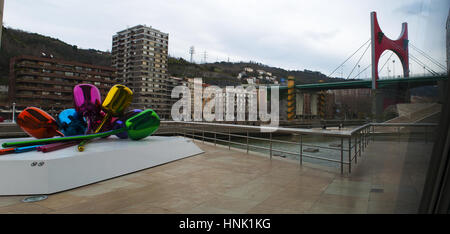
[1,83,159,155]
[3,109,160,148]
[77,84,133,151]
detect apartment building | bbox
[8,55,116,116]
[112,25,171,119]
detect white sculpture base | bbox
[0,136,203,195]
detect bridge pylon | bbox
[371,11,409,90]
[370,12,410,121]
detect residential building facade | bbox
[8,55,116,116]
[112,25,171,119]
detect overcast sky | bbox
[2,0,449,78]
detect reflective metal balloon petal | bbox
[94,84,133,133]
[125,109,160,140]
[57,109,87,136]
[114,109,142,139]
[73,84,102,133]
[112,120,127,139]
[17,107,64,139]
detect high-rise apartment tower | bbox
[112,25,171,119]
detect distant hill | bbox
[168,58,346,86]
[0,26,345,86]
[0,27,111,85]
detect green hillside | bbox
[0,26,345,86]
[0,26,111,85]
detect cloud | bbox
[394,1,428,16]
[2,0,448,75]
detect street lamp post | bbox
[12,102,16,123]
[357,65,360,79]
[392,60,395,78]
[409,63,412,76]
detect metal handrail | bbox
[161,121,351,137]
[158,121,436,174]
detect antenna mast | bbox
[189,46,195,63]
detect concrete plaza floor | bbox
[0,138,433,213]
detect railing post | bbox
[361,130,364,152]
[362,129,365,152]
[359,132,362,157]
[363,128,367,151]
[372,125,374,142]
[362,128,365,148]
[348,137,351,174]
[228,127,231,150]
[214,132,217,146]
[366,128,368,146]
[363,128,366,147]
[202,125,205,144]
[270,132,273,160]
[366,128,369,146]
[352,136,356,164]
[299,135,303,165]
[355,135,358,162]
[246,130,249,154]
[340,137,344,175]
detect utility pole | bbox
[189,46,195,63]
[202,50,207,64]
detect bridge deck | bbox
[276,75,448,91]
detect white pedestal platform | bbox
[0,136,203,195]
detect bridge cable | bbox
[410,44,446,71]
[390,42,440,76]
[378,51,395,78]
[328,38,371,77]
[409,51,439,75]
[351,50,390,80]
[409,53,439,76]
[346,42,371,79]
[411,44,446,70]
[352,64,371,80]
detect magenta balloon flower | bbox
[73,84,102,133]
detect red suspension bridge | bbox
[281,11,448,121]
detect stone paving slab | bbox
[0,138,433,214]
